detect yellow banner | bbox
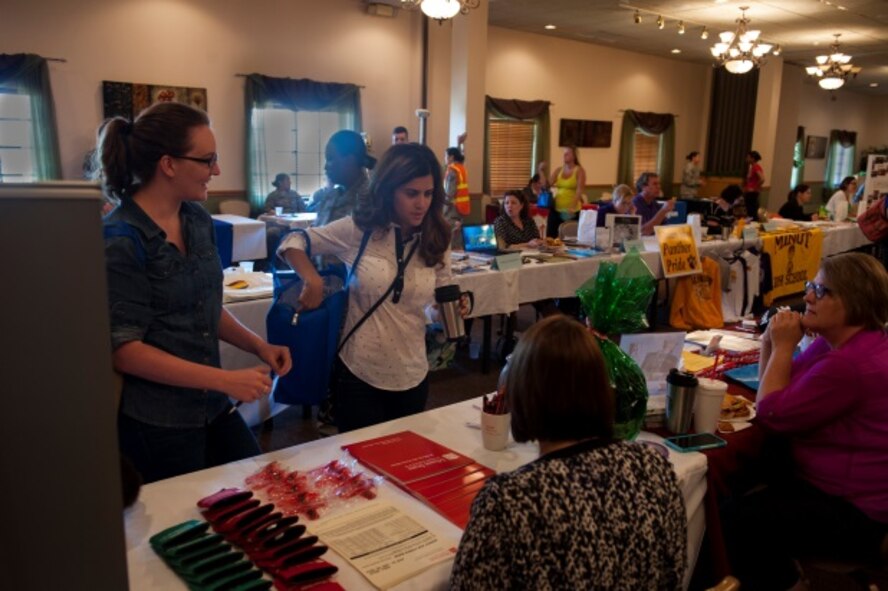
[656,224,702,278]
[760,228,824,306]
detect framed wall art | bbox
[102,80,207,120]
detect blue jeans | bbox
[118,407,260,483]
[333,360,429,433]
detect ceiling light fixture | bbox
[870,83,879,88]
[657,15,665,30]
[773,44,781,56]
[805,34,861,90]
[710,6,774,74]
[678,21,685,35]
[400,0,480,24]
[671,49,682,54]
[634,10,642,24]
[701,27,709,40]
[544,24,557,30]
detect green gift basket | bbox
[577,249,656,440]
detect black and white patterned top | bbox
[450,439,687,591]
[494,214,539,247]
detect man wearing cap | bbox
[263,173,306,214]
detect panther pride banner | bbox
[761,228,824,306]
[656,225,702,278]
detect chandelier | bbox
[400,0,481,23]
[805,34,861,91]
[710,6,774,74]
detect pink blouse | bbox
[757,330,888,524]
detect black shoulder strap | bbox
[337,233,419,353]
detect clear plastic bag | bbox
[245,454,382,520]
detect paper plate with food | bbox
[538,236,566,253]
[720,393,756,422]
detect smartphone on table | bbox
[663,432,727,453]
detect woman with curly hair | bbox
[279,143,459,431]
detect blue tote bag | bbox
[267,229,370,405]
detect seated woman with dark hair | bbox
[777,184,818,221]
[450,315,686,591]
[493,190,543,249]
[706,184,746,234]
[727,252,888,590]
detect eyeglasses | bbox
[804,281,831,300]
[172,153,218,169]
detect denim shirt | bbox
[104,199,229,427]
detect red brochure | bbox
[342,431,495,529]
[342,431,475,484]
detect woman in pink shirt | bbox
[727,252,888,589]
[742,150,764,221]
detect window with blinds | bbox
[633,130,660,181]
[0,91,36,182]
[251,108,344,197]
[488,119,535,198]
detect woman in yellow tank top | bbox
[546,146,586,238]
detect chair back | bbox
[484,203,500,224]
[219,199,251,217]
[558,220,579,240]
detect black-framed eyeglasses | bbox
[805,281,831,300]
[173,153,218,169]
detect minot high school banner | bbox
[761,228,824,306]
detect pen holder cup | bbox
[480,411,511,451]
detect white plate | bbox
[720,400,756,423]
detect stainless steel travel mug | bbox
[666,368,699,434]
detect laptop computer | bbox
[661,199,689,225]
[461,224,511,256]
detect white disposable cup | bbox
[693,378,729,434]
[239,261,255,273]
[481,411,511,451]
[274,206,284,216]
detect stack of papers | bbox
[343,431,494,529]
[685,329,761,353]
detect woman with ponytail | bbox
[100,102,291,483]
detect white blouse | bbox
[825,190,849,222]
[278,217,452,391]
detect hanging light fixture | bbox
[710,6,774,74]
[701,27,709,40]
[400,0,480,24]
[657,15,665,30]
[805,34,861,90]
[634,10,642,24]
[678,21,685,35]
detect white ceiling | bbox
[486,0,888,95]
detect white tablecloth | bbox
[221,297,289,426]
[456,223,871,316]
[212,214,267,261]
[124,399,708,590]
[258,212,317,230]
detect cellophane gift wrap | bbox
[577,249,656,440]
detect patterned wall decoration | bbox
[102,80,208,120]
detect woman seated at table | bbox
[450,315,686,591]
[596,183,636,226]
[777,184,819,221]
[705,184,746,235]
[727,252,888,590]
[825,175,858,222]
[264,173,305,214]
[100,102,292,483]
[494,189,543,249]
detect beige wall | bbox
[797,78,888,185]
[484,26,712,194]
[1,0,424,189]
